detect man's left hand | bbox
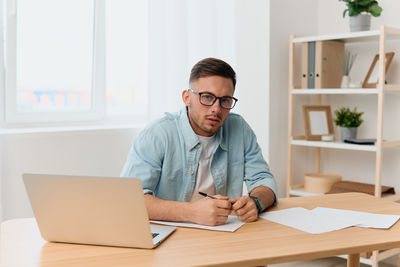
[230,196,258,222]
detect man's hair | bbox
[189,58,236,88]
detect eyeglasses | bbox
[188,88,238,109]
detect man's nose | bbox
[210,98,222,113]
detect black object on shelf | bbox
[344,138,376,145]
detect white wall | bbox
[269,0,319,197]
[1,129,138,220]
[317,0,400,34]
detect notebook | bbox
[22,174,176,249]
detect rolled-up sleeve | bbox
[242,121,277,203]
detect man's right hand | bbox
[189,195,231,226]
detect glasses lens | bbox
[220,97,234,109]
[200,94,216,106]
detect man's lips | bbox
[206,116,221,125]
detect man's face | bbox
[182,75,235,137]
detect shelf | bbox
[293,27,400,43]
[293,30,380,43]
[291,89,378,94]
[337,255,376,265]
[291,140,376,152]
[338,248,400,265]
[384,84,400,92]
[289,187,323,197]
[382,140,400,148]
[288,26,400,267]
[291,86,400,94]
[290,187,400,201]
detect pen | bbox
[198,191,217,199]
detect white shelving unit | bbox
[287,25,400,267]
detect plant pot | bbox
[349,14,371,32]
[340,127,358,142]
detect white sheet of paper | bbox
[150,215,245,232]
[259,207,352,234]
[313,207,400,229]
[260,207,400,234]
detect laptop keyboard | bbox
[152,232,159,239]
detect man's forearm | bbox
[144,194,193,222]
[249,186,276,211]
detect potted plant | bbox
[339,0,383,32]
[334,107,364,141]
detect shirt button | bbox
[189,171,194,175]
[196,144,200,149]
[184,193,188,198]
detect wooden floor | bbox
[272,257,395,267]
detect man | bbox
[121,58,277,226]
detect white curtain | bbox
[147,0,236,121]
[0,0,5,222]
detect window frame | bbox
[4,0,106,124]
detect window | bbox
[3,0,148,125]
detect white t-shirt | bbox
[190,135,217,202]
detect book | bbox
[344,138,376,145]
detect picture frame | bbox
[362,52,395,88]
[302,105,334,141]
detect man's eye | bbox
[202,94,214,100]
[221,98,233,104]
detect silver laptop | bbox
[22,174,176,249]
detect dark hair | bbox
[189,58,236,88]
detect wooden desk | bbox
[2,193,400,267]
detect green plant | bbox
[334,107,364,128]
[339,0,383,17]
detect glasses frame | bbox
[188,88,238,110]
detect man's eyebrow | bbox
[199,91,234,98]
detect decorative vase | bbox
[349,14,371,32]
[340,127,357,142]
[341,75,350,88]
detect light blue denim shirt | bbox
[121,108,277,202]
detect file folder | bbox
[301,41,344,89]
[308,41,315,89]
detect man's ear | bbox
[182,90,190,107]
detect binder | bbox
[315,40,344,88]
[301,42,308,89]
[308,41,315,88]
[301,41,344,89]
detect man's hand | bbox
[231,196,258,223]
[189,195,231,226]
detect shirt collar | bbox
[178,108,228,151]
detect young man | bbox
[121,58,277,226]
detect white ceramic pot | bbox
[349,14,371,32]
[341,75,350,88]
